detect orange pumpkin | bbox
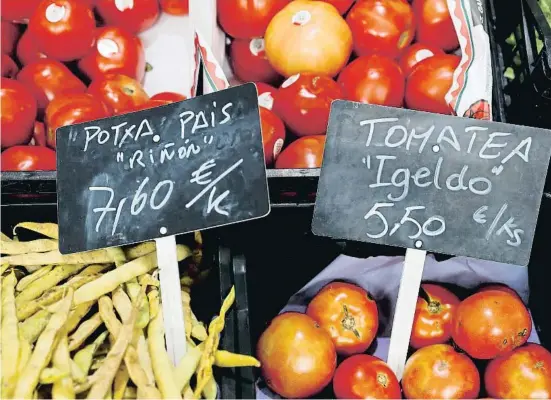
[265,0,353,78]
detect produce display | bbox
[1,0,189,171]
[256,280,551,399]
[217,0,467,169]
[0,222,261,399]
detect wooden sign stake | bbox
[155,235,187,365]
[386,248,426,380]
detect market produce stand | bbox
[4,0,551,398]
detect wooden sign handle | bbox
[155,235,187,365]
[386,248,427,380]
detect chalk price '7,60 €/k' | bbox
[90,177,174,236]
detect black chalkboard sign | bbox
[56,83,270,254]
[312,101,551,266]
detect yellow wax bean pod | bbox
[123,386,137,399]
[1,262,10,275]
[86,292,140,400]
[39,367,68,384]
[19,309,50,343]
[175,341,205,392]
[16,265,53,292]
[124,241,156,260]
[66,301,94,334]
[121,280,149,330]
[1,231,13,241]
[194,231,203,246]
[74,245,191,305]
[16,264,84,305]
[107,247,127,267]
[14,222,59,239]
[70,360,86,384]
[214,350,261,368]
[17,274,96,320]
[138,273,159,288]
[52,334,74,400]
[1,272,19,397]
[113,364,130,400]
[13,289,73,400]
[191,312,208,341]
[105,385,112,399]
[17,335,32,375]
[1,248,117,268]
[1,238,58,255]
[98,296,160,398]
[79,263,111,276]
[181,290,192,340]
[73,331,109,377]
[203,377,217,400]
[68,312,103,351]
[194,287,235,399]
[147,290,182,399]
[182,385,195,399]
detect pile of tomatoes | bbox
[218,0,463,169]
[1,0,189,171]
[256,281,551,399]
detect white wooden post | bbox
[386,248,427,380]
[155,235,186,365]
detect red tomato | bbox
[1,0,42,22]
[160,0,189,15]
[217,0,290,39]
[151,92,187,102]
[87,74,150,114]
[413,0,459,51]
[337,54,404,107]
[256,312,337,398]
[1,145,56,171]
[411,283,460,349]
[78,27,146,82]
[260,107,286,166]
[274,73,343,137]
[485,343,551,399]
[255,82,277,110]
[17,59,86,116]
[230,38,280,84]
[306,282,378,355]
[452,290,532,359]
[346,0,415,58]
[320,0,354,14]
[333,354,401,399]
[28,0,96,62]
[45,93,110,148]
[1,55,19,78]
[275,135,325,169]
[130,99,172,111]
[405,54,459,114]
[95,0,160,34]
[32,121,48,147]
[16,30,48,66]
[402,344,481,399]
[1,21,20,55]
[1,78,37,148]
[398,43,444,76]
[478,284,520,298]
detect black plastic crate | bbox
[489,0,551,129]
[0,203,255,400]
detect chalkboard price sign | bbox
[312,101,551,266]
[56,83,270,254]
